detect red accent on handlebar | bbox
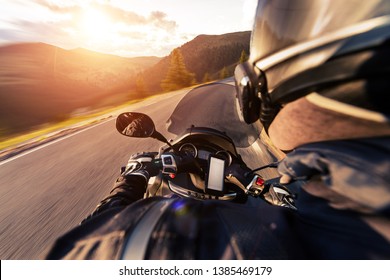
[256,177,265,186]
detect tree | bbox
[239,50,249,63]
[161,48,196,91]
[0,123,7,140]
[202,72,211,83]
[135,74,147,97]
[219,67,229,80]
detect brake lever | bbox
[245,175,297,210]
[261,182,297,210]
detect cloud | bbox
[149,11,177,32]
[2,19,76,48]
[33,0,82,14]
[0,29,23,42]
[33,0,178,33]
[92,3,148,25]
[1,0,186,57]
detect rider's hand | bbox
[122,152,160,182]
[224,156,253,189]
[277,150,328,184]
[261,182,297,210]
[279,174,293,184]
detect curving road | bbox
[0,82,280,259]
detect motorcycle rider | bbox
[233,0,390,258]
[46,0,390,259]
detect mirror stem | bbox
[152,131,174,148]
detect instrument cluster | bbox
[178,143,232,166]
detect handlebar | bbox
[116,111,297,209]
[127,150,297,210]
[153,151,267,198]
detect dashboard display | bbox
[178,143,232,166]
[205,156,225,195]
[198,149,211,160]
[179,143,198,158]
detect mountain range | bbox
[0,31,251,137]
[141,31,251,93]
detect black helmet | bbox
[235,0,390,150]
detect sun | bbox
[80,9,113,43]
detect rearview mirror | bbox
[116,112,155,138]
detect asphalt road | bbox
[0,82,280,259]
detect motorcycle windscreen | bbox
[166,83,261,148]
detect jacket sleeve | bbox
[81,175,147,223]
[277,139,390,215]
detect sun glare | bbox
[81,9,113,43]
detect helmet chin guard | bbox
[234,61,280,131]
[234,61,261,124]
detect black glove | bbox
[277,151,329,184]
[122,152,160,182]
[80,152,159,224]
[224,156,253,192]
[260,182,297,210]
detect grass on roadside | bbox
[0,82,204,152]
[0,99,141,151]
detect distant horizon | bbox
[0,0,257,57]
[0,40,166,58]
[0,30,252,58]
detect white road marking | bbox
[0,85,214,167]
[0,118,113,166]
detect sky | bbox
[0,0,257,57]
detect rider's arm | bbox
[277,139,390,215]
[81,152,158,223]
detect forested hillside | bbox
[0,43,160,136]
[139,31,251,93]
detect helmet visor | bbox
[250,0,390,63]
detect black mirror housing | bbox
[116,112,156,138]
